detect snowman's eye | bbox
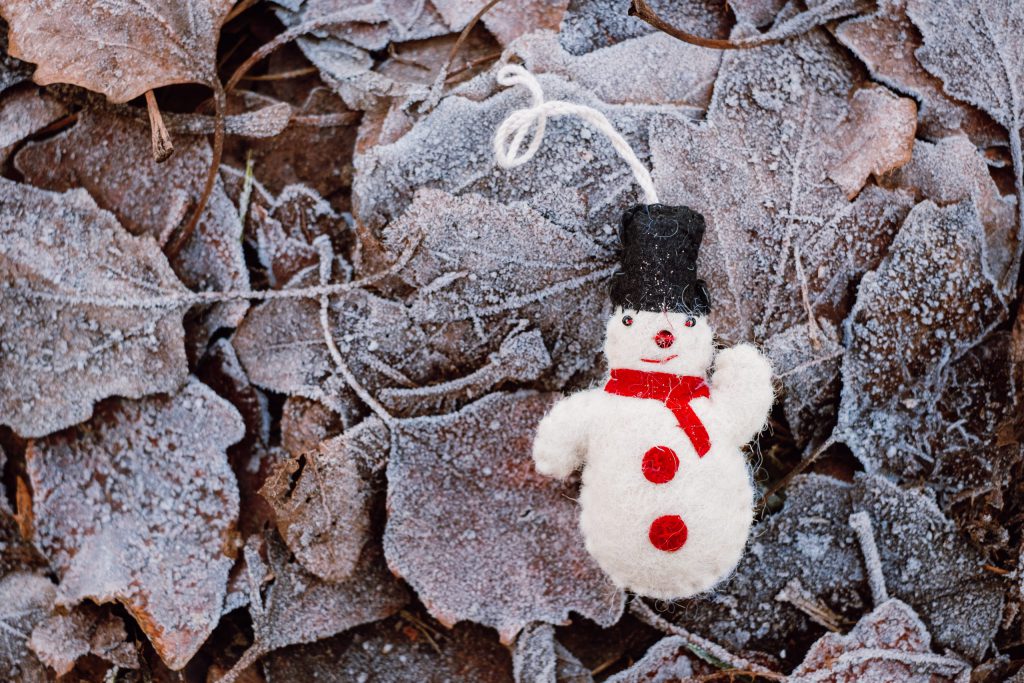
[684,317,696,328]
[621,315,634,327]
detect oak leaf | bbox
[0,0,235,102]
[26,377,244,669]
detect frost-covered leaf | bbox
[828,86,917,199]
[791,599,969,682]
[906,0,1024,137]
[835,200,1005,481]
[0,19,30,94]
[259,419,386,582]
[0,85,66,165]
[835,0,1003,145]
[16,108,249,339]
[281,396,343,456]
[512,30,721,108]
[668,474,1002,662]
[728,0,786,27]
[0,0,234,102]
[650,32,917,344]
[0,177,190,438]
[558,0,729,55]
[513,622,593,683]
[264,614,515,683]
[0,572,55,682]
[26,378,244,670]
[28,602,138,676]
[229,532,408,674]
[604,636,699,683]
[432,0,569,46]
[384,391,624,643]
[879,134,1018,283]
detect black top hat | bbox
[609,204,710,315]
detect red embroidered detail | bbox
[642,446,679,484]
[654,330,674,348]
[649,515,688,552]
[604,368,711,456]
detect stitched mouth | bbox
[641,354,678,364]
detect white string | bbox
[492,64,660,205]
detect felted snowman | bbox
[532,205,774,599]
[492,64,774,599]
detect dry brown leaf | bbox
[0,177,191,438]
[879,134,1017,283]
[26,377,244,670]
[828,85,917,199]
[604,636,699,683]
[791,599,969,682]
[0,572,56,682]
[0,85,66,165]
[259,419,387,582]
[264,613,515,683]
[513,622,593,683]
[28,602,138,676]
[384,391,624,643]
[728,0,786,27]
[223,532,409,679]
[15,108,249,341]
[835,200,1005,481]
[0,0,235,102]
[281,396,343,456]
[432,0,570,46]
[835,0,1004,146]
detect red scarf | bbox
[604,368,711,456]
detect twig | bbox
[628,0,868,50]
[628,600,784,678]
[849,511,888,606]
[166,78,226,259]
[422,0,503,110]
[144,90,174,162]
[241,66,319,81]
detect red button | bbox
[649,515,688,552]
[642,446,679,484]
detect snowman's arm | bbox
[708,343,774,447]
[532,390,597,480]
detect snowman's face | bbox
[604,307,714,376]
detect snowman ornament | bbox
[494,65,774,599]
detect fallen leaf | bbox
[557,0,730,55]
[835,0,1004,146]
[259,419,387,582]
[26,377,244,669]
[510,30,722,108]
[0,177,190,438]
[29,602,138,676]
[879,134,1018,283]
[264,613,515,683]
[224,532,409,678]
[828,85,917,199]
[15,108,249,342]
[667,474,1002,663]
[728,0,787,27]
[835,200,1005,481]
[513,622,593,683]
[0,85,66,165]
[0,572,56,682]
[0,18,30,94]
[0,0,235,102]
[604,636,699,683]
[432,0,570,46]
[281,396,344,456]
[791,599,969,682]
[384,391,624,643]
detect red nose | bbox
[654,330,674,349]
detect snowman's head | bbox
[604,306,714,376]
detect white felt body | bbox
[533,309,773,599]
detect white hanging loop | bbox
[493,63,660,205]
